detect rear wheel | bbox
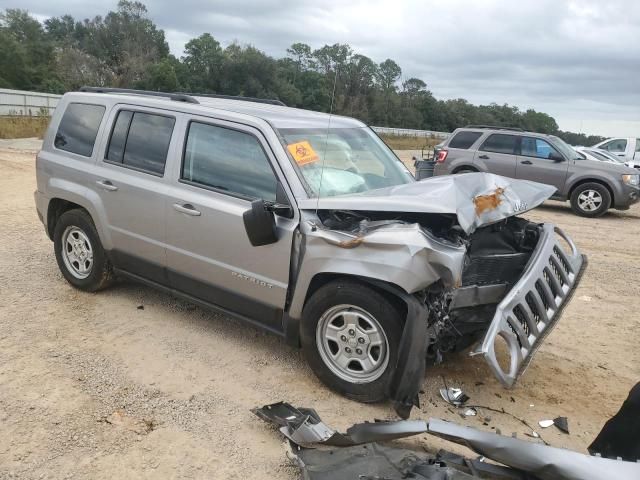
[301,280,403,403]
[570,183,611,217]
[53,209,114,291]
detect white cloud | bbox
[9,0,640,136]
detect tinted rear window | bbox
[449,131,482,149]
[105,110,175,175]
[480,134,518,154]
[54,103,105,157]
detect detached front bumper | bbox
[472,223,586,387]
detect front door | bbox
[89,105,178,282]
[165,117,298,333]
[474,133,518,178]
[515,136,569,193]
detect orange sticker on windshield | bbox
[287,141,319,166]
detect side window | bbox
[448,131,483,149]
[182,122,277,202]
[520,137,559,159]
[601,139,627,153]
[105,110,175,175]
[54,103,105,157]
[479,134,517,155]
[635,139,640,153]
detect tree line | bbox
[0,1,605,145]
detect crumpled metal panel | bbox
[297,172,556,235]
[288,216,466,319]
[427,418,640,480]
[471,224,587,387]
[252,401,431,447]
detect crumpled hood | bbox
[298,172,556,235]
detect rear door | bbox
[474,133,518,177]
[88,105,177,282]
[515,136,568,193]
[165,116,298,333]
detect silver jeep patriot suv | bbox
[35,88,586,418]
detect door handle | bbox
[478,154,489,159]
[173,203,201,216]
[520,160,533,165]
[96,180,118,191]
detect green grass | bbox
[378,133,441,151]
[0,116,50,139]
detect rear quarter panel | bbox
[36,94,114,248]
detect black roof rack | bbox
[79,86,199,104]
[188,93,286,106]
[464,125,524,132]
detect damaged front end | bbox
[292,173,586,418]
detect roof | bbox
[70,88,366,130]
[455,126,553,138]
[192,96,365,129]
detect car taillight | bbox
[436,149,448,163]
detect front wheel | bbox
[570,183,611,217]
[300,280,403,403]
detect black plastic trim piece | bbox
[109,250,285,336]
[79,86,199,104]
[188,92,285,106]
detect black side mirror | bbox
[548,152,565,162]
[243,199,278,247]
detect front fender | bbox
[564,170,620,200]
[287,220,466,319]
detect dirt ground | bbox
[1,141,638,479]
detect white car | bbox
[576,147,627,165]
[592,137,640,167]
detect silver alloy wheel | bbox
[61,226,94,279]
[577,189,603,212]
[316,304,390,384]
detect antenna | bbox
[315,67,340,214]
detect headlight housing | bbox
[622,174,639,186]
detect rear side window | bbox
[54,103,105,157]
[449,131,482,149]
[635,139,640,152]
[181,122,277,201]
[480,134,518,154]
[105,110,175,175]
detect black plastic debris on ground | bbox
[252,401,429,447]
[254,402,640,480]
[288,441,485,480]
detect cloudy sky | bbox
[10,0,640,136]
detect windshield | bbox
[278,127,414,197]
[549,136,583,160]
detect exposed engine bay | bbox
[295,175,585,418]
[316,209,543,364]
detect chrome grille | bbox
[472,224,585,388]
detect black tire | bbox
[454,167,477,174]
[300,280,403,403]
[53,208,114,292]
[570,182,611,217]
